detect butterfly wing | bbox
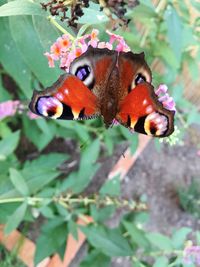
[116,52,174,137]
[29,46,117,121]
[29,74,99,120]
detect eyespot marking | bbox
[144,112,168,136]
[36,96,63,119]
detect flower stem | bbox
[48,16,75,40]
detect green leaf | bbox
[130,134,139,154]
[68,220,78,240]
[154,42,179,69]
[0,131,20,158]
[164,5,183,63]
[9,168,29,196]
[0,0,46,17]
[146,232,173,251]
[153,256,168,267]
[77,24,91,38]
[172,227,191,249]
[80,225,132,257]
[32,15,60,51]
[100,176,121,196]
[78,3,108,24]
[132,4,156,21]
[191,0,200,11]
[0,153,67,198]
[22,117,54,150]
[80,249,111,267]
[90,205,116,223]
[123,221,150,249]
[79,139,100,170]
[4,201,27,234]
[9,16,61,87]
[104,132,114,155]
[35,219,68,264]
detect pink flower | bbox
[106,30,124,44]
[155,84,176,112]
[106,30,130,52]
[116,40,130,52]
[76,35,90,53]
[183,246,200,265]
[50,42,61,59]
[112,118,120,126]
[98,41,113,50]
[44,52,55,68]
[57,35,71,52]
[0,100,20,120]
[88,29,99,47]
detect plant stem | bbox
[48,16,75,40]
[155,0,167,13]
[0,195,147,211]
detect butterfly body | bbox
[29,46,175,137]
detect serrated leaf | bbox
[0,0,46,17]
[80,225,132,257]
[146,232,173,251]
[4,201,27,234]
[0,131,20,158]
[9,168,29,196]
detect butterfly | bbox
[29,46,175,137]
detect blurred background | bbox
[0,0,200,266]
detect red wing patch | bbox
[29,74,99,120]
[116,83,174,137]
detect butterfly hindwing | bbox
[29,74,99,120]
[116,82,174,137]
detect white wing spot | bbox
[56,93,63,101]
[146,105,153,113]
[143,99,147,105]
[64,89,69,95]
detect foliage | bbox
[0,0,200,266]
[178,179,200,219]
[0,245,25,267]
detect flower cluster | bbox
[44,29,130,71]
[0,100,20,120]
[183,245,200,265]
[155,84,176,112]
[0,100,39,121]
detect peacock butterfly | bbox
[29,46,175,137]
